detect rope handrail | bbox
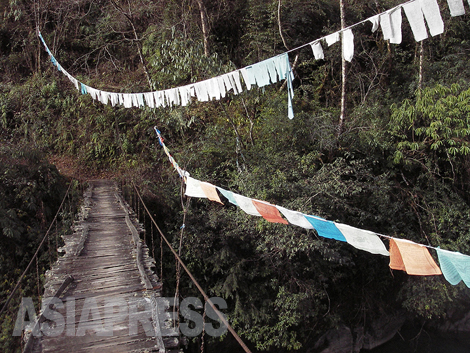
[131,181,253,353]
[0,182,73,318]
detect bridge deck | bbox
[35,180,177,353]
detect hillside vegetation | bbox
[2,0,470,352]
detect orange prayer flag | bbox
[389,238,442,276]
[251,200,288,224]
[199,182,223,204]
[389,239,406,271]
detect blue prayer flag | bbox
[304,215,347,242]
[436,248,470,288]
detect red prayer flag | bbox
[251,200,288,224]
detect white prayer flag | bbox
[179,86,191,106]
[419,0,444,36]
[310,41,324,60]
[380,7,402,44]
[216,76,227,98]
[325,32,340,46]
[369,15,380,32]
[101,91,111,105]
[342,29,354,62]
[276,206,314,229]
[335,223,390,256]
[403,1,428,42]
[232,193,262,216]
[231,71,243,94]
[240,67,255,90]
[446,0,465,16]
[185,177,207,198]
[144,92,155,108]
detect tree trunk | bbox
[418,41,424,91]
[338,0,346,136]
[195,0,210,56]
[278,0,289,50]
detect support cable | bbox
[173,180,191,329]
[131,181,253,353]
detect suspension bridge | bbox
[1,178,252,353]
[24,180,180,353]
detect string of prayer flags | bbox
[154,128,470,284]
[40,29,295,118]
[303,215,347,242]
[335,223,390,256]
[251,200,288,224]
[154,127,188,178]
[389,238,442,275]
[436,248,470,287]
[40,0,457,122]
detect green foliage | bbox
[0,144,76,352]
[143,31,234,87]
[390,84,470,203]
[391,84,470,163]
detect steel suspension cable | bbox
[131,181,253,353]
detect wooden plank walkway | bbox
[32,180,180,353]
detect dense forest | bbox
[2,0,470,352]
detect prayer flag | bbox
[335,223,389,256]
[436,248,470,287]
[185,177,207,198]
[231,71,243,94]
[251,201,288,224]
[446,0,465,16]
[217,187,238,206]
[389,238,442,275]
[200,182,223,204]
[240,67,256,90]
[342,29,355,62]
[265,59,279,83]
[232,193,262,216]
[276,206,314,229]
[369,15,380,32]
[310,41,324,60]
[403,1,429,41]
[144,92,155,108]
[380,7,402,44]
[325,32,340,46]
[419,0,444,36]
[179,86,191,106]
[304,215,347,242]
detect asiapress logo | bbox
[13,296,227,338]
